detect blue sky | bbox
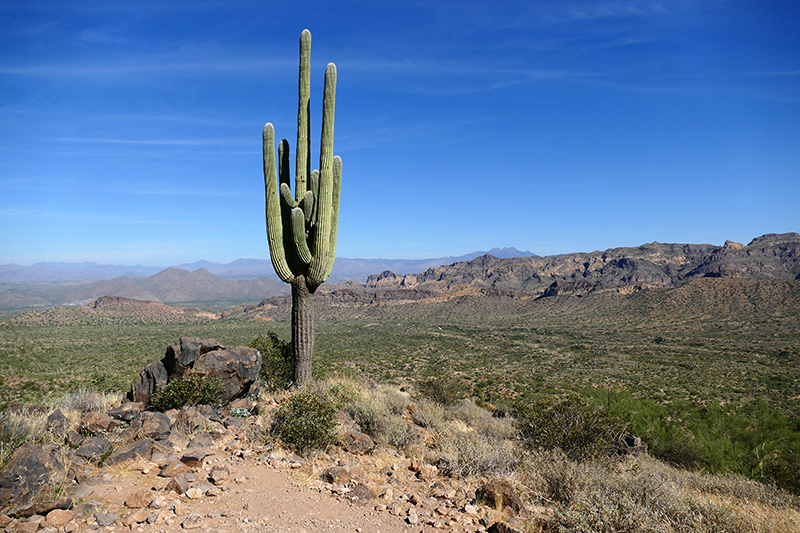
[1,0,798,266]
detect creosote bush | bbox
[273,388,337,455]
[249,333,293,391]
[515,392,627,462]
[149,375,222,412]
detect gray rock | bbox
[104,438,153,466]
[94,513,119,527]
[75,437,111,463]
[107,402,145,422]
[45,410,69,435]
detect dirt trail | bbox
[77,449,475,533]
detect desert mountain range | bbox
[0,234,797,311]
[0,247,537,283]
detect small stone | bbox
[464,504,478,515]
[123,509,149,526]
[179,449,207,468]
[407,512,419,525]
[159,460,191,478]
[0,515,12,528]
[173,502,190,517]
[209,465,230,485]
[125,489,154,509]
[166,475,189,495]
[181,513,203,530]
[94,513,118,527]
[185,487,204,499]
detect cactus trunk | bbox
[262,30,341,386]
[291,276,315,385]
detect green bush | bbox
[249,333,293,391]
[415,371,468,407]
[149,375,222,412]
[274,388,337,455]
[514,392,627,462]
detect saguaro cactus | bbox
[263,29,342,385]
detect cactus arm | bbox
[263,123,295,283]
[291,207,313,264]
[295,29,311,201]
[324,155,342,279]
[309,169,320,227]
[302,190,314,224]
[280,182,298,208]
[307,63,337,285]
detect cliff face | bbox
[364,233,800,296]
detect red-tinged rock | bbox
[45,509,73,528]
[125,489,154,509]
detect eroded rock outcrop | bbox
[128,337,262,406]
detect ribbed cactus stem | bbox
[263,123,294,283]
[262,29,341,386]
[307,63,337,285]
[295,29,311,201]
[291,208,313,264]
[325,155,342,279]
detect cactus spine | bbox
[263,29,341,385]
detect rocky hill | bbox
[230,233,799,319]
[365,233,800,296]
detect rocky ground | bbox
[0,397,536,533]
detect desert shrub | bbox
[522,452,747,533]
[433,425,520,478]
[57,389,121,415]
[273,388,337,455]
[409,398,448,432]
[331,382,417,450]
[450,399,518,440]
[415,371,468,407]
[514,392,627,462]
[249,333,293,391]
[149,375,222,412]
[0,409,44,468]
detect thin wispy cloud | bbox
[53,136,252,146]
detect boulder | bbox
[127,360,168,405]
[188,346,262,404]
[0,444,65,512]
[163,337,225,380]
[129,338,262,408]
